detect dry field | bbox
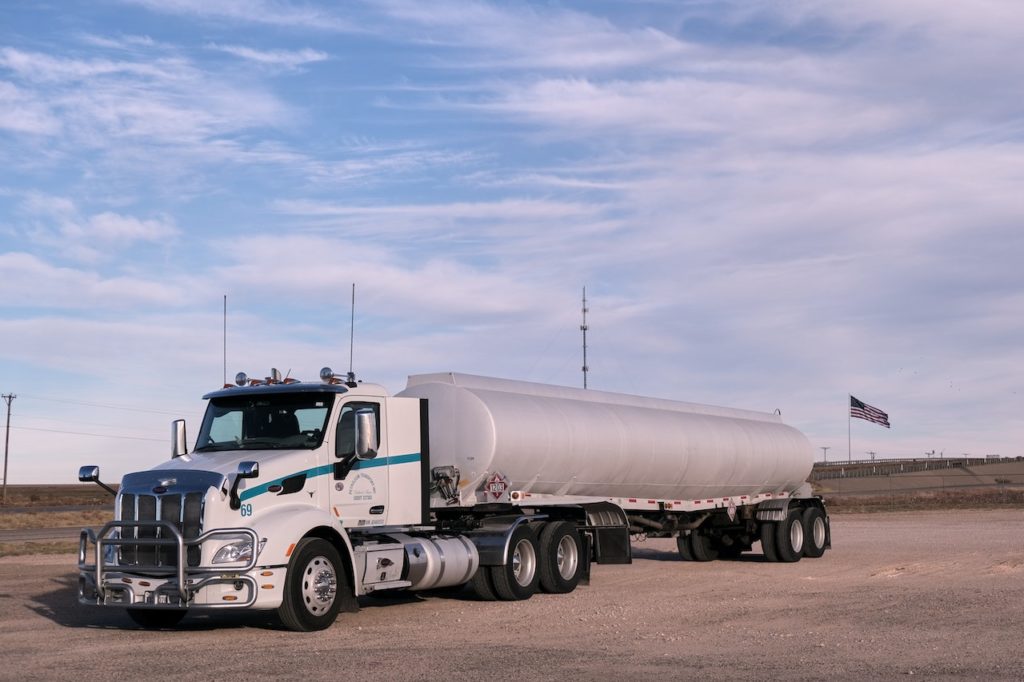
[0,509,1022,681]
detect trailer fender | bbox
[754,498,792,522]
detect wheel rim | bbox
[511,538,537,587]
[301,555,337,615]
[789,517,804,554]
[555,534,579,580]
[812,516,826,549]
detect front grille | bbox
[119,492,204,567]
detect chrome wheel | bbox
[811,516,825,549]
[789,516,804,554]
[511,537,537,587]
[301,555,337,615]
[555,534,579,580]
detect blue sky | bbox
[1,1,1021,483]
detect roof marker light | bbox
[235,372,248,387]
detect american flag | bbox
[850,396,890,428]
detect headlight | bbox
[212,538,265,564]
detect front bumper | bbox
[79,520,263,609]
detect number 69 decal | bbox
[240,503,253,517]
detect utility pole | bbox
[2,393,14,505]
[867,450,876,461]
[820,446,830,463]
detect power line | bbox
[18,393,182,413]
[11,425,165,443]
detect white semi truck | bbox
[78,369,830,631]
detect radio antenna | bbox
[581,286,589,389]
[222,294,227,386]
[347,283,357,386]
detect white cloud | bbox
[14,194,181,261]
[76,211,179,242]
[119,0,356,31]
[0,252,186,307]
[0,81,62,135]
[376,0,691,71]
[1,46,296,153]
[207,43,328,68]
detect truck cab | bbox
[78,368,450,631]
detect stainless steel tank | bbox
[398,373,813,501]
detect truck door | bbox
[330,400,389,527]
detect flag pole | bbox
[848,394,852,463]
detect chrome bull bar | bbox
[79,521,259,608]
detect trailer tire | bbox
[538,521,582,594]
[690,531,719,562]
[676,532,695,561]
[802,507,828,558]
[490,525,540,601]
[279,537,346,631]
[774,509,805,563]
[126,608,186,629]
[760,522,779,562]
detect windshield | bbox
[194,393,335,452]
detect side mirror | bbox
[78,465,99,483]
[354,409,378,460]
[172,419,188,458]
[237,461,260,479]
[78,465,117,496]
[229,461,260,510]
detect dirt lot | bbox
[1,509,1022,681]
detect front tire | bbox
[126,608,186,629]
[538,521,582,594]
[279,537,346,631]
[490,525,540,601]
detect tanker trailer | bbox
[399,372,829,565]
[78,367,829,631]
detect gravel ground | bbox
[1,509,1022,681]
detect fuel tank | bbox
[398,373,813,501]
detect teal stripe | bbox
[352,452,421,470]
[239,453,421,502]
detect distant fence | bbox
[811,456,1024,481]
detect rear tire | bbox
[470,565,498,601]
[126,608,186,629]
[278,537,346,631]
[676,532,695,561]
[538,521,582,594]
[760,521,779,562]
[490,525,540,601]
[802,507,828,558]
[690,531,719,562]
[775,509,805,563]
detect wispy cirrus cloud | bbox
[207,43,328,68]
[119,0,358,31]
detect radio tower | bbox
[580,287,589,389]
